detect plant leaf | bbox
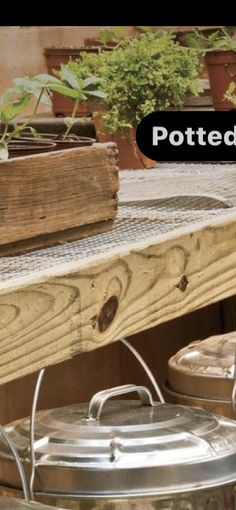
[60,65,80,89]
[30,88,52,106]
[83,76,103,87]
[0,94,31,122]
[86,90,107,98]
[49,83,79,98]
[34,74,61,84]
[227,82,236,95]
[0,88,18,106]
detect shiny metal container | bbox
[0,414,62,509]
[165,332,236,418]
[0,497,63,509]
[1,385,236,508]
[1,340,236,509]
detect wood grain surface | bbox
[0,143,119,246]
[0,164,235,384]
[0,214,236,385]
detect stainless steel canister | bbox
[164,331,236,418]
[1,340,236,509]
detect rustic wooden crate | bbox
[0,142,119,254]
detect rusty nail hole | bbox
[176,275,189,292]
[98,295,119,332]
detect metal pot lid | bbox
[0,498,62,509]
[2,384,236,497]
[168,332,236,400]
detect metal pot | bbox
[0,417,62,509]
[1,340,236,509]
[165,332,236,418]
[0,498,63,509]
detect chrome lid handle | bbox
[87,383,155,421]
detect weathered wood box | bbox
[0,142,119,254]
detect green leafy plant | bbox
[68,31,202,136]
[0,68,105,159]
[184,27,236,53]
[135,26,160,34]
[53,64,106,139]
[0,74,59,159]
[98,26,127,46]
[224,81,236,105]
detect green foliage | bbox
[68,31,202,135]
[136,26,160,33]
[224,82,236,105]
[184,27,236,53]
[0,88,31,123]
[55,65,106,138]
[0,74,61,159]
[0,67,105,158]
[98,26,127,45]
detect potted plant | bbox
[0,76,119,252]
[185,27,236,110]
[68,31,202,169]
[0,70,105,158]
[44,46,101,117]
[84,26,127,48]
[46,64,106,148]
[0,75,58,160]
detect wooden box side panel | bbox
[0,143,119,245]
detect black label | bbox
[136,111,236,161]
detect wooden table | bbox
[1,162,236,385]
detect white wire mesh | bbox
[1,162,236,286]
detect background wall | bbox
[0,27,101,93]
[0,26,222,94]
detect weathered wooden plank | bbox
[0,211,236,385]
[0,142,119,247]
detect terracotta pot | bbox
[44,47,99,117]
[205,50,236,110]
[84,38,118,48]
[17,133,58,141]
[93,115,156,169]
[18,134,95,150]
[53,136,96,150]
[8,140,57,158]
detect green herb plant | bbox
[0,74,59,160]
[68,31,202,137]
[53,65,106,139]
[184,27,236,53]
[224,82,236,105]
[0,68,105,159]
[98,26,127,47]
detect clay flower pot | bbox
[8,140,57,158]
[205,50,236,110]
[93,114,156,170]
[52,135,96,150]
[18,134,95,150]
[84,38,118,48]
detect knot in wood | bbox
[98,295,119,332]
[176,275,189,292]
